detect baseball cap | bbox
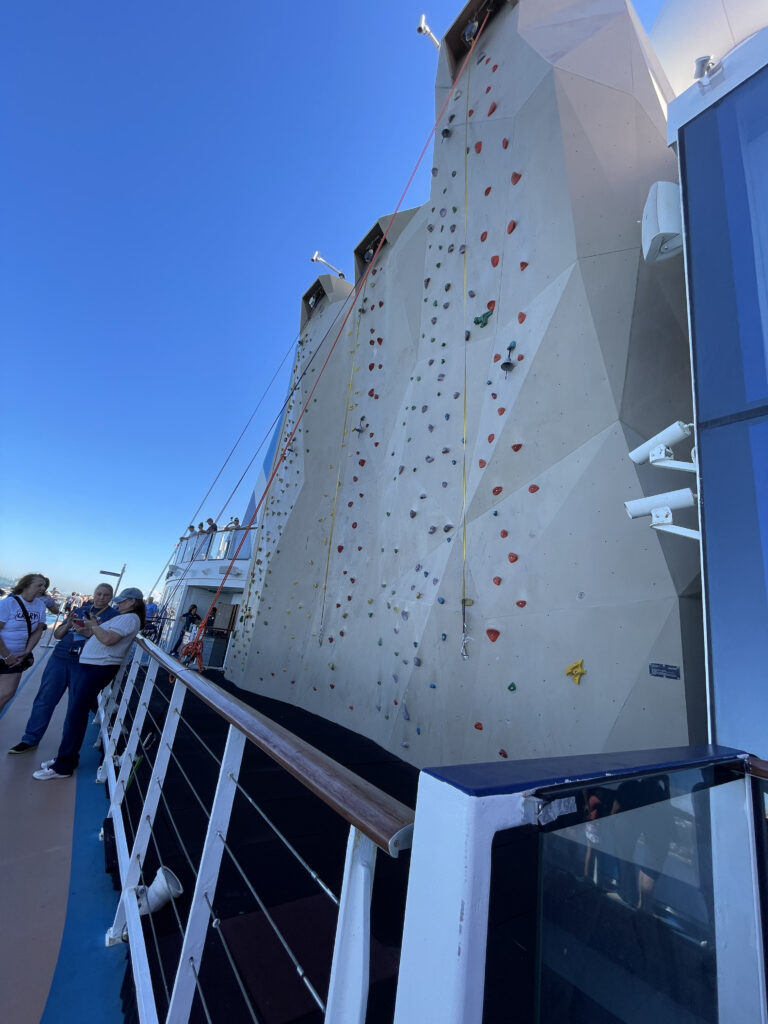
[115,588,144,602]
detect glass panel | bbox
[698,413,768,753]
[681,64,768,422]
[537,770,758,1023]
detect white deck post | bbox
[100,647,143,754]
[105,660,159,794]
[165,725,247,1021]
[324,826,377,1024]
[106,678,186,945]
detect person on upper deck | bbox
[8,582,118,754]
[0,574,49,713]
[33,588,145,780]
[171,604,201,655]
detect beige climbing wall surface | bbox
[226,0,701,768]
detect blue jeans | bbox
[52,663,119,775]
[22,654,78,745]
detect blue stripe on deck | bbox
[41,725,125,1024]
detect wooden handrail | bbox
[136,639,414,856]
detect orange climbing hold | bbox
[491,255,499,267]
[487,300,496,311]
[497,407,506,416]
[493,353,501,363]
[500,529,508,538]
[518,312,526,324]
[474,141,482,153]
[479,458,487,468]
[507,220,517,234]
[511,172,522,185]
[511,443,523,452]
[486,629,499,643]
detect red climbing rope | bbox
[191,11,493,649]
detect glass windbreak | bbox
[537,768,760,1023]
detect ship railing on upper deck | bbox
[97,637,414,1024]
[175,527,253,566]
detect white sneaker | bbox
[33,766,72,780]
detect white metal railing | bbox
[96,637,414,1024]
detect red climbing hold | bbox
[516,600,527,608]
[493,576,502,586]
[474,141,482,153]
[480,230,488,242]
[507,220,517,234]
[498,749,508,758]
[492,485,503,496]
[492,64,498,71]
[487,300,496,311]
[484,186,492,196]
[497,407,506,416]
[377,337,383,345]
[511,172,522,185]
[502,137,509,149]
[518,354,524,362]
[488,101,497,116]
[486,628,500,643]
[493,353,501,363]
[474,721,484,730]
[352,522,358,529]
[488,433,495,443]
[508,552,518,563]
[491,255,499,267]
[468,108,474,117]
[500,529,508,538]
[359,458,366,466]
[368,363,374,371]
[337,546,343,553]
[368,388,375,397]
[519,261,528,271]
[491,392,497,400]
[518,312,526,324]
[528,484,539,493]
[511,443,522,452]
[479,459,487,468]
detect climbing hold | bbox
[520,261,528,271]
[480,230,488,242]
[413,657,421,667]
[498,749,508,758]
[507,682,517,692]
[468,108,475,117]
[486,629,500,643]
[493,576,501,586]
[516,600,527,608]
[518,312,526,324]
[409,509,417,518]
[474,310,493,327]
[484,186,492,196]
[487,101,497,115]
[528,484,539,493]
[437,596,445,604]
[491,255,499,267]
[474,141,482,153]
[479,459,487,468]
[488,433,495,443]
[337,545,344,553]
[493,354,501,364]
[502,137,509,149]
[507,220,517,234]
[492,485,503,496]
[474,721,484,730]
[511,172,522,185]
[508,553,518,563]
[565,659,587,685]
[512,443,522,452]
[487,300,496,311]
[497,407,506,416]
[500,529,508,538]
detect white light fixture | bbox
[417,14,440,50]
[624,422,700,541]
[311,251,345,278]
[136,867,184,916]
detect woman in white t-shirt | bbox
[34,588,145,780]
[0,574,49,713]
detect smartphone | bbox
[74,619,85,626]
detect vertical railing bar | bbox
[232,777,339,904]
[205,895,262,1023]
[111,666,160,804]
[106,678,186,946]
[165,726,247,1024]
[218,838,326,1011]
[122,888,161,1024]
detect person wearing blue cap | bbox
[33,588,145,780]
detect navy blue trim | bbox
[423,745,746,797]
[40,731,125,1023]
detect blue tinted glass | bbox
[682,66,768,422]
[699,414,768,752]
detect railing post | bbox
[325,826,377,1024]
[106,678,186,946]
[99,646,143,753]
[104,660,159,795]
[165,725,247,1022]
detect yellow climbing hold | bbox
[565,659,587,684]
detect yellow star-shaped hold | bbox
[565,659,587,685]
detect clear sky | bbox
[1,0,666,596]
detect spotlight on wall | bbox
[694,54,722,80]
[500,342,517,376]
[136,867,184,916]
[628,421,693,466]
[311,251,345,279]
[417,14,440,50]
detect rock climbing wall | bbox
[226,0,701,768]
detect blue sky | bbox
[0,0,666,595]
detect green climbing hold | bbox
[378,638,383,645]
[474,310,493,328]
[507,682,517,692]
